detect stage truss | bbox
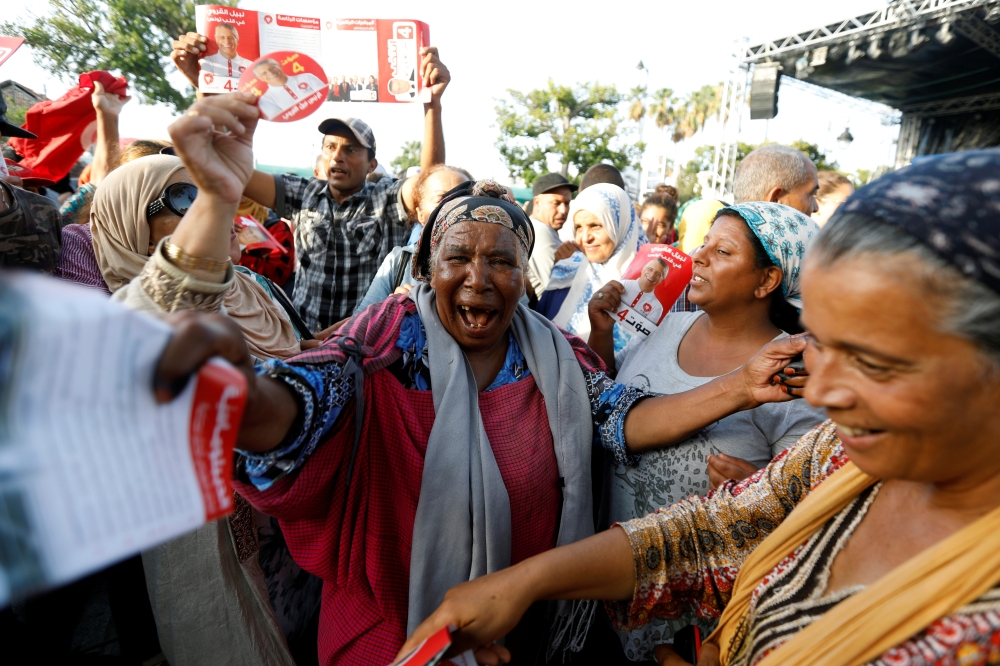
[710,0,1000,199]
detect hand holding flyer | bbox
[613,245,693,339]
[0,273,247,605]
[391,625,476,666]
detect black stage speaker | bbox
[750,62,781,120]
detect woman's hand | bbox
[154,311,256,405]
[167,93,259,206]
[707,454,760,490]
[172,32,208,88]
[396,568,533,664]
[588,280,625,334]
[737,335,810,407]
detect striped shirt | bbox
[275,174,410,330]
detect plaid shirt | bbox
[276,174,410,330]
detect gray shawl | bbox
[407,283,595,642]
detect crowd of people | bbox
[1,23,999,666]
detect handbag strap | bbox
[392,249,414,292]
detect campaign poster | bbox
[195,5,260,93]
[196,6,429,103]
[614,245,693,340]
[0,36,26,69]
[239,51,328,122]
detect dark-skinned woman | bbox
[587,203,826,661]
[399,152,1000,666]
[154,93,812,666]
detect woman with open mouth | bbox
[399,151,1000,666]
[158,153,814,660]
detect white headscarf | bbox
[547,184,647,347]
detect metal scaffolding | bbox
[710,0,1000,199]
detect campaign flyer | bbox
[196,5,429,104]
[614,245,693,339]
[239,51,328,122]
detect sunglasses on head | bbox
[146,182,198,219]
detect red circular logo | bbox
[203,72,214,84]
[264,14,273,24]
[642,303,652,313]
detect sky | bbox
[2,0,900,184]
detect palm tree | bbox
[627,85,648,123]
[673,84,723,142]
[646,87,679,137]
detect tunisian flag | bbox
[7,71,128,182]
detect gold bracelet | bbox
[163,241,230,274]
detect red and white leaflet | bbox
[196,5,430,103]
[0,273,247,605]
[390,625,476,666]
[235,215,288,255]
[0,36,25,69]
[614,245,694,340]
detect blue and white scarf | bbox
[719,202,820,309]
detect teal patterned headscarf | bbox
[717,202,820,309]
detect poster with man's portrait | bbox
[614,245,693,339]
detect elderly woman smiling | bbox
[398,152,1000,666]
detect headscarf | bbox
[546,183,647,347]
[718,202,820,309]
[90,156,301,359]
[836,150,1000,296]
[412,179,534,281]
[676,198,725,254]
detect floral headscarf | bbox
[412,179,534,281]
[836,150,1000,296]
[718,202,820,309]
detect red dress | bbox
[235,297,623,665]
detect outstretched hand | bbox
[168,93,259,205]
[738,335,810,407]
[92,81,131,116]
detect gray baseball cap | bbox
[318,117,375,154]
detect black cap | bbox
[0,95,37,140]
[532,173,578,197]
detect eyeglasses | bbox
[146,182,198,219]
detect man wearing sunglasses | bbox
[238,47,450,331]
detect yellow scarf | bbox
[710,462,1000,666]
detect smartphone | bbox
[673,625,702,664]
[784,352,805,374]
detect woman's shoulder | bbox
[556,326,607,374]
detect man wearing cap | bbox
[0,97,62,273]
[241,47,450,330]
[527,173,576,295]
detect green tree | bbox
[676,142,757,203]
[389,140,422,176]
[789,140,839,171]
[1,0,236,112]
[647,87,681,139]
[495,80,643,186]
